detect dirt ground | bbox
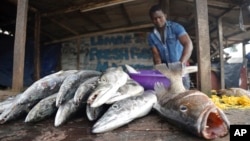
[0,91,250,141]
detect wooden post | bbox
[218,18,225,89]
[34,12,41,80]
[243,42,246,61]
[12,0,29,92]
[194,0,212,94]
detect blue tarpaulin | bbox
[212,63,242,88]
[0,35,61,87]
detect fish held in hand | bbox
[153,82,230,140]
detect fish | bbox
[105,79,144,104]
[87,66,130,108]
[73,76,99,105]
[153,63,230,139]
[25,93,58,123]
[155,63,186,94]
[92,90,157,133]
[0,99,38,124]
[16,70,78,105]
[0,70,78,124]
[0,102,13,114]
[0,93,21,114]
[86,104,107,121]
[54,98,85,127]
[216,87,250,98]
[56,70,101,107]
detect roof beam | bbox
[49,18,79,35]
[80,13,103,30]
[41,0,135,17]
[225,27,250,39]
[182,0,236,8]
[45,23,153,45]
[120,4,132,25]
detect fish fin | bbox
[152,102,161,111]
[168,62,184,75]
[125,64,139,74]
[155,62,184,81]
[154,63,172,78]
[154,82,167,99]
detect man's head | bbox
[149,5,167,29]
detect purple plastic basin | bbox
[128,70,171,90]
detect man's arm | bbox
[179,34,193,64]
[151,47,162,65]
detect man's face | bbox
[151,10,166,28]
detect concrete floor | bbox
[0,90,250,141]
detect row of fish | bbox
[0,63,230,140]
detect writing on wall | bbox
[61,32,153,71]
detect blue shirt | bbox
[148,21,187,63]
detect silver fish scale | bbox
[73,76,99,105]
[92,90,157,133]
[25,93,58,123]
[56,70,101,107]
[16,70,78,105]
[54,99,85,127]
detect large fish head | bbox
[87,83,118,107]
[156,90,230,139]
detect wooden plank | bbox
[41,0,135,17]
[12,0,29,92]
[34,12,41,81]
[218,18,225,89]
[49,18,79,35]
[0,90,19,101]
[45,23,153,45]
[194,0,211,94]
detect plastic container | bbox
[128,70,171,90]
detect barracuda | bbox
[56,70,101,107]
[92,90,157,133]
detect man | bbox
[148,4,193,89]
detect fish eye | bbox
[112,104,119,109]
[180,105,188,112]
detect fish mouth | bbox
[87,84,117,107]
[198,105,230,139]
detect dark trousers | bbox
[182,74,190,90]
